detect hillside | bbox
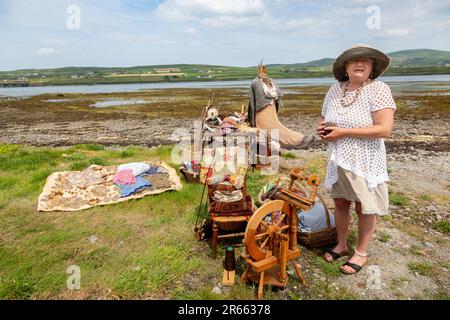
[1,49,449,86]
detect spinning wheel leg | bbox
[241,265,250,283]
[291,261,306,285]
[258,271,265,300]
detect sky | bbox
[0,0,449,70]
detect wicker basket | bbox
[180,167,200,183]
[216,219,247,231]
[297,194,337,248]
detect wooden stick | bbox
[258,271,265,300]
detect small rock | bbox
[422,241,435,249]
[211,286,222,294]
[88,235,98,243]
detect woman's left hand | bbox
[322,126,346,141]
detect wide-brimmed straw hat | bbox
[333,44,390,82]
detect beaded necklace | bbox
[338,80,370,114]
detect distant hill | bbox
[272,49,450,68]
[388,49,450,66]
[1,49,449,86]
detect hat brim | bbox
[333,47,390,82]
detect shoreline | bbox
[1,74,450,98]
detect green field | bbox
[1,49,449,87]
[0,143,363,299]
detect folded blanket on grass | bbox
[37,161,182,212]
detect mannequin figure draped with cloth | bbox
[247,63,315,149]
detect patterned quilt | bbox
[37,161,182,212]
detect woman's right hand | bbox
[316,120,326,139]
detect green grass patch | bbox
[0,143,20,154]
[29,168,55,184]
[70,161,90,171]
[433,220,450,234]
[377,230,391,243]
[245,171,268,199]
[310,255,342,277]
[389,192,408,206]
[0,148,61,172]
[440,260,450,270]
[0,175,19,190]
[282,152,297,160]
[119,149,135,158]
[65,152,86,161]
[408,262,433,276]
[433,290,450,300]
[409,245,425,256]
[73,144,105,151]
[70,157,109,170]
[88,157,109,166]
[419,194,433,202]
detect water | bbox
[0,74,449,97]
[90,99,146,108]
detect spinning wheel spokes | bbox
[244,200,292,261]
[275,213,285,226]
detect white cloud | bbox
[43,38,66,45]
[156,0,266,22]
[375,28,411,38]
[35,47,59,55]
[185,27,198,35]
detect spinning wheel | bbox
[241,167,322,299]
[241,200,305,299]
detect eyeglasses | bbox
[347,58,373,64]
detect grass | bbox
[0,143,213,299]
[377,230,391,243]
[389,192,408,206]
[440,260,450,270]
[1,143,446,300]
[389,277,409,292]
[1,143,328,300]
[281,152,297,160]
[409,245,425,256]
[419,194,433,202]
[408,262,433,276]
[433,220,450,235]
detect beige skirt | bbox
[255,102,304,147]
[330,167,389,216]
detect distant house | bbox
[154,68,181,73]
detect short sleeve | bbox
[321,87,333,117]
[371,82,396,112]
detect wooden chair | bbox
[207,179,254,258]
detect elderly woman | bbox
[317,45,396,274]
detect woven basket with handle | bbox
[297,193,337,248]
[180,167,200,184]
